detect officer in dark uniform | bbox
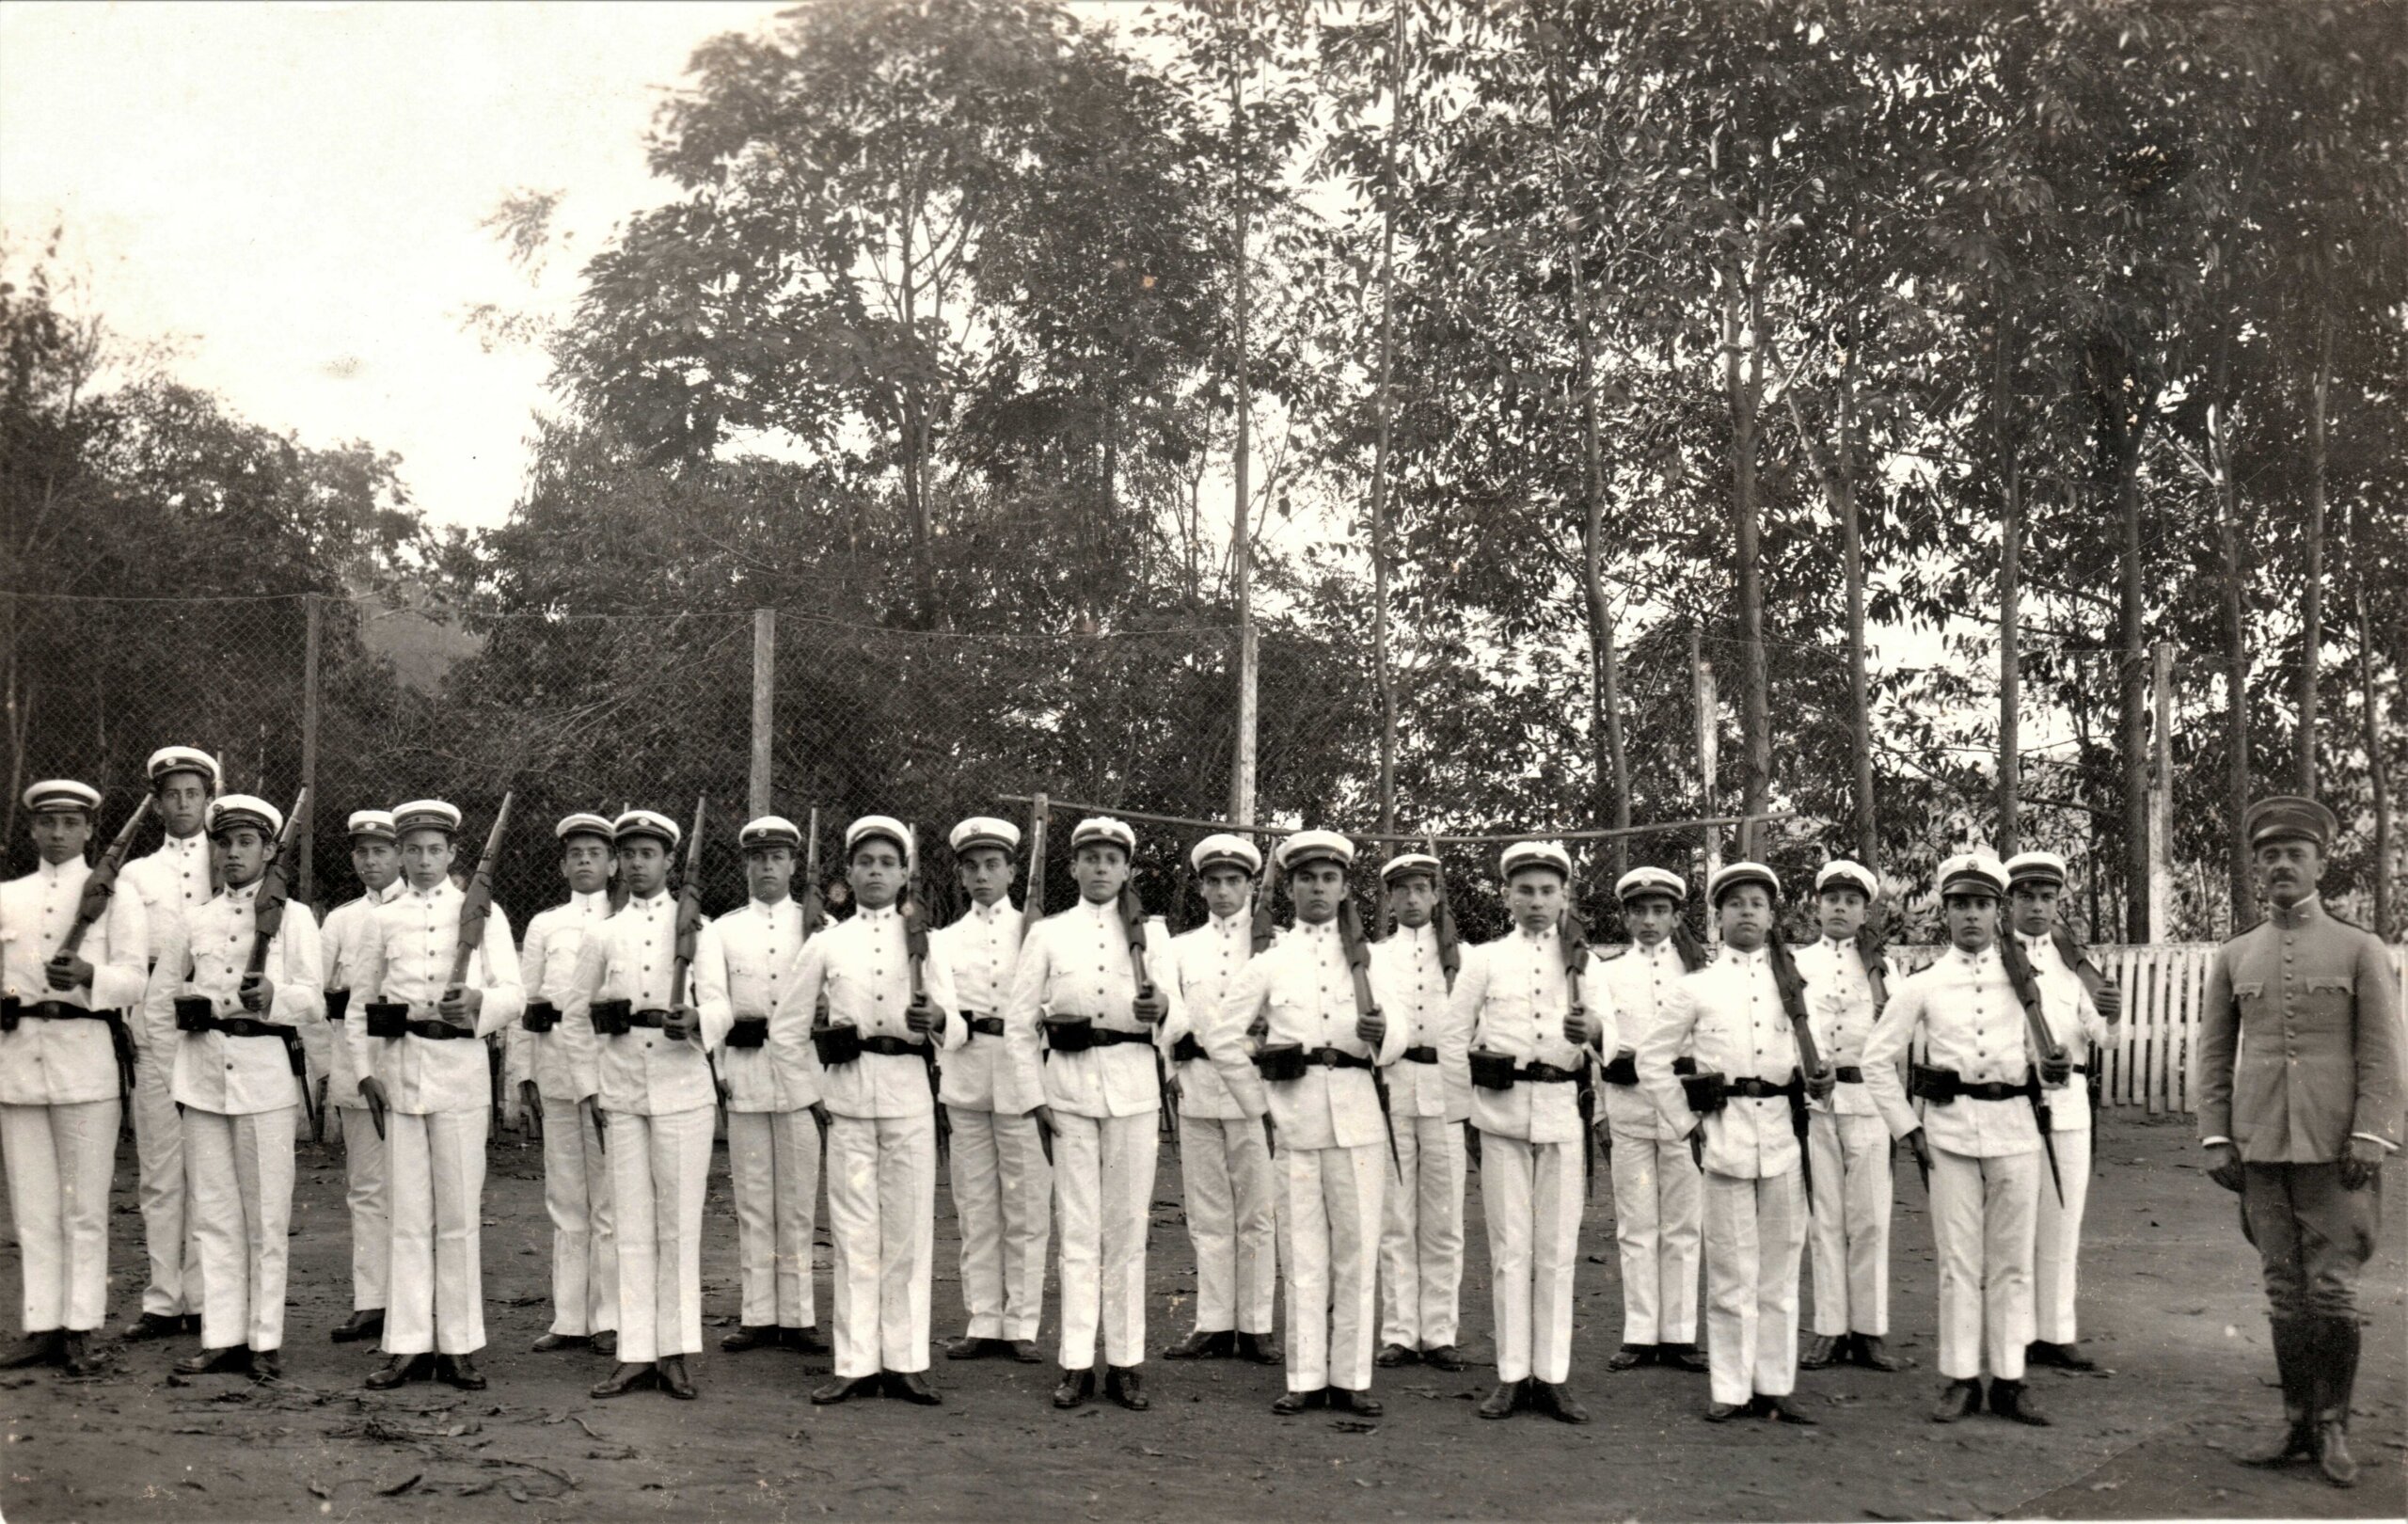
[2197,795,2402,1489]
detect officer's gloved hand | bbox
[2093,982,2123,1024]
[2039,1051,2073,1087]
[2206,1141,2244,1193]
[2338,1136,2386,1191]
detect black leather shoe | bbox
[589,1330,617,1358]
[1478,1379,1525,1420]
[122,1312,183,1343]
[364,1353,430,1389]
[1164,1328,1234,1360]
[2243,1421,2319,1468]
[1270,1386,1324,1416]
[591,1362,657,1399]
[1326,1388,1382,1417]
[944,1334,997,1360]
[722,1325,778,1353]
[2026,1339,2096,1372]
[810,1373,879,1405]
[1703,1401,1749,1422]
[1658,1342,1709,1373]
[1421,1343,1467,1373]
[656,1356,696,1400]
[176,1344,252,1376]
[885,1370,943,1405]
[1105,1366,1149,1410]
[783,1326,831,1356]
[330,1309,385,1344]
[1008,1339,1044,1363]
[1757,1394,1818,1425]
[1235,1331,1283,1365]
[1931,1378,1983,1422]
[1607,1343,1655,1372]
[436,1353,487,1391]
[2316,1420,2357,1488]
[1375,1342,1418,1368]
[1054,1367,1096,1409]
[1988,1378,2049,1426]
[246,1347,281,1382]
[1,1330,65,1369]
[62,1331,103,1376]
[1531,1381,1591,1423]
[530,1331,589,1353]
[1799,1333,1842,1370]
[1851,1334,1903,1371]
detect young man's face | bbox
[2007,881,2060,938]
[1816,886,1867,942]
[561,835,612,897]
[2253,838,2322,908]
[30,809,92,866]
[747,844,797,904]
[215,825,273,889]
[1716,884,1773,950]
[1624,895,1678,945]
[1506,867,1566,933]
[1944,892,2000,951]
[1071,843,1129,904]
[956,847,1013,908]
[351,839,400,893]
[154,770,212,839]
[1288,861,1348,925]
[399,828,457,891]
[619,838,672,898]
[1197,865,1252,922]
[848,840,906,911]
[1388,873,1437,929]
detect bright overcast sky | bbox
[1,1,791,531]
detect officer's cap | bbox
[1277,829,1355,875]
[1381,851,1443,886]
[1814,859,1879,900]
[615,809,682,850]
[555,812,615,846]
[392,800,462,838]
[208,794,283,840]
[1706,861,1781,907]
[1936,851,2009,900]
[948,817,1022,857]
[844,815,911,862]
[345,809,398,843]
[146,746,221,791]
[2004,850,2068,890]
[1069,817,1136,857]
[1500,840,1573,882]
[23,779,101,817]
[2244,795,2337,851]
[1190,833,1263,876]
[739,816,804,852]
[1615,865,1687,905]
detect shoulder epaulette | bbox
[1599,945,1629,961]
[2224,917,2266,944]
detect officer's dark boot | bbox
[2242,1316,2317,1468]
[2312,1315,2358,1488]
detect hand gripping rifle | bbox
[1427,835,1462,991]
[1335,897,1402,1174]
[902,825,948,1164]
[1250,851,1284,958]
[1560,907,1598,1198]
[671,797,724,1109]
[246,788,317,1139]
[1121,881,1180,1160]
[1765,935,1828,1208]
[51,796,153,1111]
[446,794,513,1130]
[1998,932,2066,1206]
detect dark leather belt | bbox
[1957,1080,2026,1103]
[1832,1065,1864,1084]
[1172,1034,1209,1063]
[861,1035,928,1057]
[2069,1063,2089,1076]
[1910,1062,2033,1104]
[404,1019,473,1041]
[624,1008,670,1031]
[967,1015,1006,1039]
[1726,1075,1804,1100]
[1518,1061,1581,1084]
[4,999,119,1024]
[1308,1047,1372,1071]
[725,1016,769,1049]
[201,1016,301,1041]
[325,990,352,1024]
[1401,1045,1438,1064]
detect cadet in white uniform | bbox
[932,816,1048,1364]
[2004,850,2116,1373]
[1164,833,1281,1366]
[1212,829,1402,1418]
[1794,859,1902,1373]
[119,745,218,1342]
[1862,851,2064,1426]
[778,816,963,1406]
[696,815,826,1356]
[1639,861,1822,1425]
[1004,816,1186,1412]
[0,781,147,1375]
[159,793,325,1381]
[1372,850,1471,1373]
[1598,865,1708,1373]
[1451,841,1610,1423]
[320,809,404,1347]
[570,809,729,1402]
[356,800,522,1391]
[504,813,619,1357]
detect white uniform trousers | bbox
[827,1113,937,1378]
[133,1056,200,1317]
[1481,1135,1583,1385]
[1379,1115,1465,1351]
[182,1104,297,1352]
[2032,1126,2092,1344]
[1606,1127,1703,1346]
[1806,1110,1892,1337]
[335,1104,388,1311]
[383,1109,489,1357]
[1054,1111,1158,1371]
[1702,1167,1806,1407]
[731,1108,820,1329]
[1931,1144,2039,1380]
[1279,1141,1385,1393]
[540,1096,615,1338]
[0,1100,119,1332]
[1178,1113,1276,1336]
[610,1105,714,1364]
[947,1105,1049,1341]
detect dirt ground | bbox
[0,1110,2398,1522]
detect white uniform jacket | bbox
[1211,918,1407,1152]
[320,882,403,1107]
[502,890,610,1103]
[931,898,1039,1115]
[2014,931,2111,1132]
[161,883,325,1115]
[1792,937,1884,1119]
[1168,913,1262,1121]
[1371,922,1468,1122]
[1599,939,1693,1140]
[1638,947,1804,1179]
[356,881,522,1116]
[771,903,961,1121]
[1450,928,1613,1146]
[562,890,728,1118]
[1002,896,1186,1122]
[0,858,149,1105]
[1861,943,2043,1158]
[694,897,819,1114]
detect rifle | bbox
[1426,835,1461,989]
[1670,917,1711,974]
[1249,852,1284,957]
[1023,795,1048,931]
[1998,932,2067,1206]
[1122,881,1180,1159]
[1854,921,1923,1187]
[801,806,827,938]
[2052,923,2116,1118]
[1765,934,1827,1208]
[52,796,152,1119]
[902,824,948,1163]
[669,797,721,1109]
[1560,906,1596,1197]
[449,794,514,1131]
[245,788,317,1140]
[1335,897,1401,1174]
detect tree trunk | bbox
[1725,271,1771,852]
[1228,70,1258,826]
[2117,432,2151,942]
[1835,327,1875,866]
[2212,396,2254,930]
[1993,320,2022,855]
[1368,0,1405,840]
[2353,500,2393,939]
[2299,309,2332,793]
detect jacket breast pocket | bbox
[2298,976,2353,1029]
